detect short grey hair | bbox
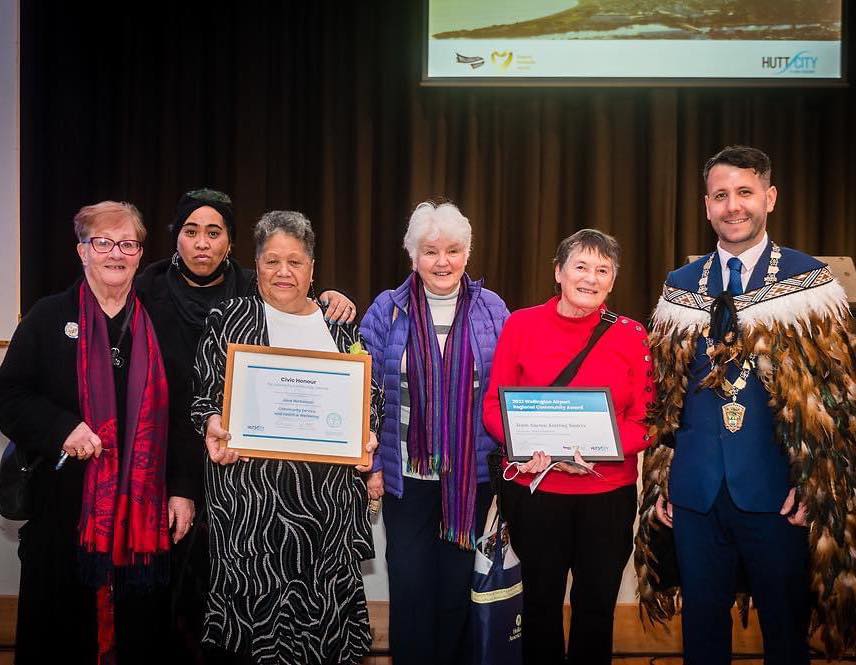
[554,229,621,273]
[402,200,472,261]
[254,210,315,259]
[74,200,146,243]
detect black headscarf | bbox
[170,188,235,248]
[166,188,242,331]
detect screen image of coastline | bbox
[425,1,843,82]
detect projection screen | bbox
[423,1,845,86]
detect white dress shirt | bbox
[716,232,769,292]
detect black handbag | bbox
[0,442,42,520]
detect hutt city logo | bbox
[762,51,818,75]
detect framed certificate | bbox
[499,387,623,462]
[222,343,371,465]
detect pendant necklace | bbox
[697,242,779,433]
[111,302,134,368]
[702,331,757,432]
[716,350,756,432]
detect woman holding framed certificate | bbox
[190,210,382,665]
[482,229,654,665]
[136,188,356,659]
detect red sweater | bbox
[483,297,653,495]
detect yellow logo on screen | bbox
[490,51,513,69]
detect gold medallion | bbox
[722,402,746,433]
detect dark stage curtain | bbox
[21,2,856,322]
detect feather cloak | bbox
[635,262,856,657]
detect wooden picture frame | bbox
[222,343,371,466]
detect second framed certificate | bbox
[222,343,371,465]
[499,387,623,462]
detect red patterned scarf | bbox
[76,280,170,664]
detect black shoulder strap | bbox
[550,310,617,387]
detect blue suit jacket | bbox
[667,242,824,514]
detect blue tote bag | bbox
[471,501,523,665]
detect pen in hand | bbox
[55,451,69,471]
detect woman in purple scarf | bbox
[360,200,509,664]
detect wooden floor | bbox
[364,659,855,664]
[361,602,856,664]
[1,595,854,664]
[0,646,852,663]
[364,658,854,664]
[4,656,849,665]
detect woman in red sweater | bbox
[483,229,653,665]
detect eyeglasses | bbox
[86,237,143,256]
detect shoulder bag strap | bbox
[550,309,618,387]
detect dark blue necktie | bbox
[711,257,744,341]
[727,257,744,296]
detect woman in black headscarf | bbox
[135,188,356,659]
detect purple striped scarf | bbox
[406,272,477,549]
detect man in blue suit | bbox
[635,145,856,663]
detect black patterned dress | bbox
[191,296,382,664]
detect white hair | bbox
[402,201,472,261]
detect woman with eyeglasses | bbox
[0,201,178,664]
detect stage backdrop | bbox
[7,0,856,606]
[19,1,856,323]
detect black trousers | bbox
[502,482,637,665]
[16,522,170,665]
[382,477,493,665]
[167,515,210,665]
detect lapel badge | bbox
[64,322,79,339]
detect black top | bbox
[0,281,136,535]
[135,258,256,502]
[106,303,132,452]
[0,280,178,663]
